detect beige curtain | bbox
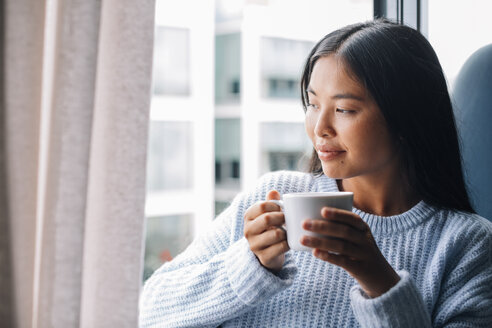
[0,0,155,327]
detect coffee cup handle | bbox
[267,199,284,210]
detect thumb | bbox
[266,190,281,201]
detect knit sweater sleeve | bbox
[430,219,492,327]
[350,216,492,328]
[350,270,432,327]
[138,173,298,328]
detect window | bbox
[146,121,193,191]
[214,119,241,214]
[427,0,492,87]
[215,34,242,103]
[143,214,193,281]
[260,122,312,174]
[152,27,190,96]
[215,119,241,185]
[261,37,314,99]
[143,0,214,283]
[144,0,373,282]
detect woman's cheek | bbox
[305,111,317,140]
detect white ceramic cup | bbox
[270,192,354,251]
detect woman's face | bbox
[305,55,400,181]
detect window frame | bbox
[374,0,428,36]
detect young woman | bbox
[139,19,492,327]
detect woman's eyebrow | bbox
[331,93,364,101]
[307,86,364,102]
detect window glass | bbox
[215,119,241,186]
[214,119,241,212]
[214,201,230,217]
[144,0,373,283]
[260,122,312,174]
[215,0,243,23]
[428,0,492,86]
[146,121,193,191]
[143,214,193,281]
[152,26,190,95]
[215,34,241,103]
[261,37,314,99]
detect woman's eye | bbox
[336,108,354,114]
[307,103,319,110]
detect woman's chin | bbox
[321,167,347,180]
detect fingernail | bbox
[300,236,309,245]
[303,220,312,229]
[323,207,333,217]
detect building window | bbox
[143,214,193,281]
[146,121,193,191]
[215,33,242,103]
[267,78,298,98]
[215,118,241,186]
[231,79,241,95]
[260,122,312,174]
[214,201,230,217]
[152,26,190,96]
[261,37,314,99]
[269,152,300,171]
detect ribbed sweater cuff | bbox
[350,270,431,328]
[224,238,297,306]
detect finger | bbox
[302,219,365,245]
[257,241,289,264]
[244,199,282,223]
[246,212,285,236]
[300,235,360,259]
[312,249,359,272]
[248,228,287,251]
[262,190,282,214]
[266,190,281,201]
[321,207,367,231]
[244,201,281,222]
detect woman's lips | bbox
[317,149,346,161]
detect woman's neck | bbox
[337,174,420,217]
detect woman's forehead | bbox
[309,56,367,98]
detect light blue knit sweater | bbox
[139,171,492,327]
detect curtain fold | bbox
[0,2,15,327]
[1,0,155,327]
[35,1,102,327]
[80,0,155,326]
[2,1,45,327]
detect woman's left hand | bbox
[300,207,400,298]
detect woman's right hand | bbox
[244,190,289,272]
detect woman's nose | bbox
[314,110,336,138]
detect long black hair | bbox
[300,19,475,213]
